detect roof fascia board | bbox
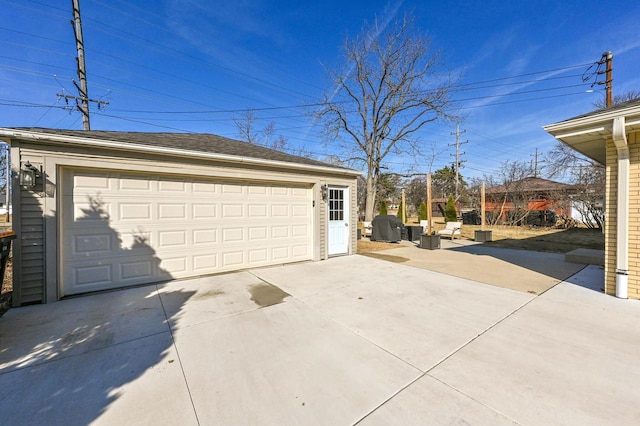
[0,128,361,177]
[544,105,640,134]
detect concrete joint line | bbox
[155,284,201,426]
[355,295,538,425]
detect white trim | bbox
[543,104,640,133]
[612,116,629,299]
[0,128,361,177]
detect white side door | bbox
[327,187,349,255]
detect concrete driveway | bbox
[1,255,639,425]
[362,238,590,295]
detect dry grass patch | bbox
[479,226,603,253]
[370,218,604,253]
[357,239,402,254]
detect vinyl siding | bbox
[16,154,46,305]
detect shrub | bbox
[396,200,404,221]
[379,200,388,215]
[418,202,427,221]
[444,195,457,222]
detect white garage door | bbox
[61,168,313,296]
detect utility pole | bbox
[604,51,613,108]
[449,123,468,200]
[71,0,90,130]
[69,0,108,129]
[530,148,540,178]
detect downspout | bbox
[612,116,629,298]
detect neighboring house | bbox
[484,177,574,225]
[544,98,640,299]
[0,128,360,306]
[570,199,604,228]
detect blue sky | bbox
[2,0,640,180]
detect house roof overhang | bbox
[0,128,362,177]
[543,100,640,165]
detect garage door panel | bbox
[222,251,244,267]
[292,224,309,237]
[193,203,217,219]
[120,259,153,280]
[222,204,244,218]
[222,184,243,194]
[248,248,268,263]
[119,175,152,191]
[73,233,112,255]
[162,256,188,274]
[158,203,187,219]
[292,244,309,258]
[158,178,186,192]
[193,229,217,244]
[74,174,112,190]
[74,264,113,287]
[73,201,112,222]
[248,226,268,240]
[61,169,313,296]
[158,230,187,248]
[292,204,310,217]
[271,226,289,239]
[272,246,289,260]
[192,181,217,193]
[119,203,152,221]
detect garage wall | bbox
[10,140,358,305]
[10,147,46,305]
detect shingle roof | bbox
[554,97,640,124]
[8,127,348,170]
[486,177,575,194]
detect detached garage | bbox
[0,128,360,306]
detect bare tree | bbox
[235,111,290,151]
[234,110,259,144]
[571,165,605,228]
[405,175,427,213]
[485,161,537,226]
[545,143,604,229]
[0,143,8,191]
[592,90,640,110]
[317,15,456,221]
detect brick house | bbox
[484,177,574,226]
[544,98,640,299]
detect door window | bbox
[329,189,344,221]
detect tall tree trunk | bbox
[364,174,377,221]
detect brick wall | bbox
[606,130,640,299]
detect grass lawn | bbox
[358,221,604,254]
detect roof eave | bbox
[543,105,640,166]
[0,128,361,177]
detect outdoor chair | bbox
[437,221,462,239]
[363,221,373,237]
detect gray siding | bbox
[15,153,46,305]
